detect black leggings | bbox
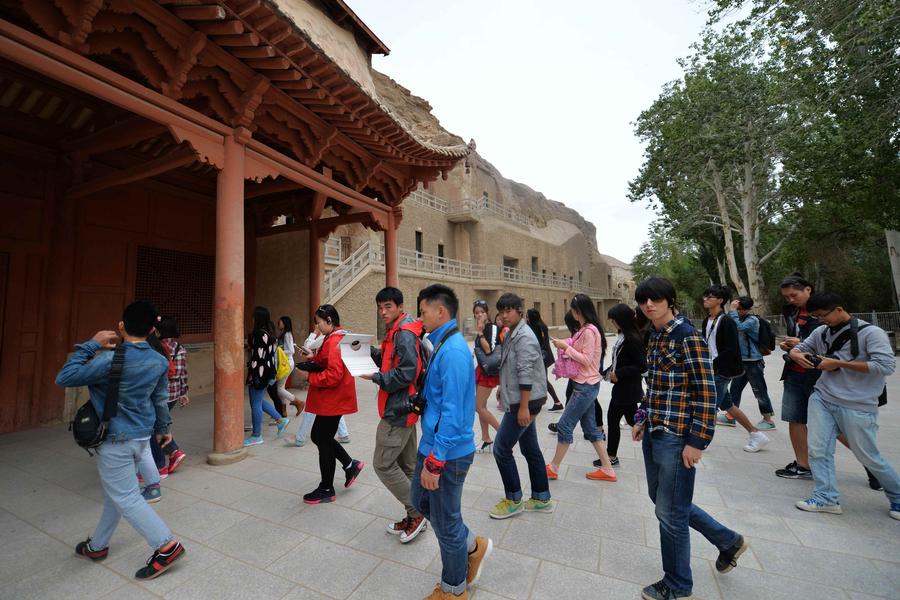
[311,415,353,490]
[606,398,638,457]
[267,384,285,416]
[545,371,560,404]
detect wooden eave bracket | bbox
[66,141,197,199]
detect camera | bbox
[807,353,837,368]
[398,393,427,416]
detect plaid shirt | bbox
[645,315,717,449]
[161,338,188,403]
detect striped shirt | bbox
[645,316,717,449]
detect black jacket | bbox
[528,321,555,367]
[702,314,744,378]
[610,334,646,404]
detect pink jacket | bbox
[562,324,602,385]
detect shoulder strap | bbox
[824,319,871,357]
[104,345,127,421]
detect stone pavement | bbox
[1,351,899,600]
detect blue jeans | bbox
[411,452,475,595]
[92,439,173,550]
[136,441,160,486]
[556,381,603,444]
[249,385,281,437]
[493,411,550,502]
[714,374,734,411]
[807,392,900,506]
[643,430,739,595]
[730,360,774,417]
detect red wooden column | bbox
[209,134,248,465]
[309,223,323,316]
[384,210,399,287]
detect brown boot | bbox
[290,399,305,416]
[466,535,492,585]
[423,584,468,600]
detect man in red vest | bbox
[361,287,427,543]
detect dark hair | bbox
[564,310,581,335]
[251,306,272,336]
[570,294,607,360]
[279,316,293,341]
[123,300,159,337]
[780,271,814,291]
[807,291,846,313]
[703,284,731,308]
[418,284,459,318]
[315,304,341,327]
[736,296,754,310]
[526,308,545,327]
[635,277,677,309]
[496,293,523,312]
[570,294,602,331]
[146,331,169,359]
[157,316,179,339]
[376,287,404,306]
[607,303,640,340]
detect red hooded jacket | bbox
[306,329,358,416]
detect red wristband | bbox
[424,452,445,475]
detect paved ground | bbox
[1,351,899,600]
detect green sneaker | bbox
[489,498,524,520]
[523,498,556,514]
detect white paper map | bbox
[339,333,379,376]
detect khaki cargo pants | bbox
[374,419,421,519]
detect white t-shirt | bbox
[281,332,295,368]
[705,315,721,361]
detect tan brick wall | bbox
[255,229,312,329]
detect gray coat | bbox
[498,319,548,412]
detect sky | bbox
[349,0,713,263]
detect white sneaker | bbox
[743,431,770,453]
[796,497,842,514]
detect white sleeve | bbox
[283,332,295,355]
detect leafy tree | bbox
[632,226,716,317]
[630,31,792,312]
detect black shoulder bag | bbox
[70,345,126,455]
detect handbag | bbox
[276,346,291,380]
[553,329,585,379]
[70,345,126,455]
[474,325,500,376]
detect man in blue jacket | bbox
[56,301,185,580]
[411,284,490,600]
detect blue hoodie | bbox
[56,340,172,441]
[418,319,476,462]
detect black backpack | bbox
[756,317,777,355]
[69,345,125,455]
[820,319,887,407]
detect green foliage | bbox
[630,1,900,311]
[632,227,716,317]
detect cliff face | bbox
[472,153,598,251]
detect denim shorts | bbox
[714,375,734,412]
[781,369,819,424]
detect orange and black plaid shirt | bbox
[645,316,717,449]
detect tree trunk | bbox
[708,159,749,296]
[716,256,727,285]
[739,154,768,313]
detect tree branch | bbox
[759,222,798,264]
